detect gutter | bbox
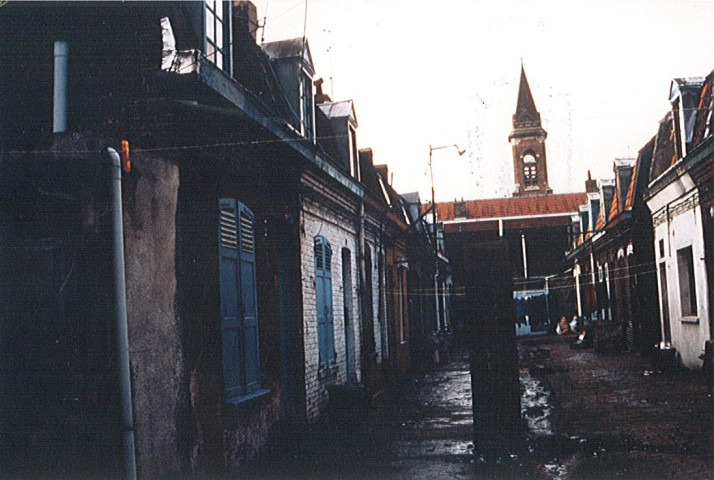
[443,210,576,225]
[158,53,363,198]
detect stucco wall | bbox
[122,154,185,476]
[653,191,711,369]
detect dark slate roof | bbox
[262,37,314,73]
[614,159,635,212]
[318,100,357,125]
[314,106,342,167]
[401,192,421,204]
[231,29,294,119]
[599,180,615,227]
[262,37,303,58]
[435,192,586,221]
[359,152,410,225]
[626,135,656,211]
[691,69,714,147]
[359,150,386,207]
[649,112,675,181]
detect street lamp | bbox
[428,144,465,332]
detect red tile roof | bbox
[435,192,586,221]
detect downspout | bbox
[357,197,367,384]
[53,41,68,133]
[521,233,528,278]
[434,259,441,332]
[107,147,137,480]
[574,263,582,319]
[590,252,596,320]
[377,218,386,360]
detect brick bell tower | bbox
[509,64,552,197]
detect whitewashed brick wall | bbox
[300,201,362,420]
[366,238,387,365]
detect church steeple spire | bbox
[513,64,542,130]
[509,63,552,197]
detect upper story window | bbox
[300,71,315,140]
[523,153,537,187]
[205,0,230,72]
[348,125,359,179]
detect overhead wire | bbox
[3,132,350,157]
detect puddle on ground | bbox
[520,368,553,436]
[417,370,473,409]
[520,366,573,479]
[393,439,475,458]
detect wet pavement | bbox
[519,334,714,479]
[250,335,714,479]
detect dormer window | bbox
[669,77,705,159]
[300,70,315,140]
[523,153,537,187]
[348,125,359,179]
[205,0,230,72]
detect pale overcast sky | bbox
[254,0,714,202]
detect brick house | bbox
[566,150,660,354]
[0,1,407,476]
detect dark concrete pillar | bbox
[462,240,522,459]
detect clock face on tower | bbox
[523,154,536,164]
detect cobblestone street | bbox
[251,335,714,479]
[519,334,714,478]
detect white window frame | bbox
[205,0,230,73]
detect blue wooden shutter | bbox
[314,237,334,368]
[324,243,335,365]
[238,202,260,392]
[219,198,244,399]
[315,238,326,368]
[219,198,260,400]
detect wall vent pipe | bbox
[53,41,68,133]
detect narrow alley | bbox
[518,335,713,478]
[252,336,714,479]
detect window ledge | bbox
[681,316,699,324]
[225,388,271,406]
[319,364,339,381]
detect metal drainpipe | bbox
[53,41,68,133]
[107,147,137,480]
[521,233,528,278]
[357,197,366,381]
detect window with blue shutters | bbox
[218,198,265,403]
[314,236,335,369]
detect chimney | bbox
[585,170,598,193]
[232,1,259,41]
[359,148,373,167]
[314,78,331,104]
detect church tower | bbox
[509,65,552,197]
